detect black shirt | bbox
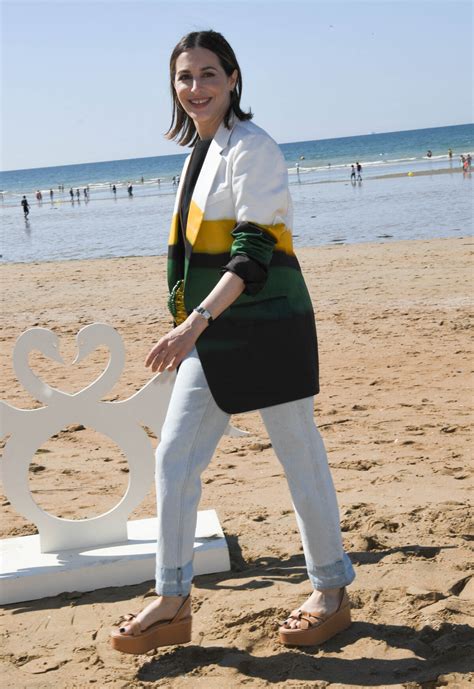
[179,138,212,240]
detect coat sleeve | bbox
[222,132,290,294]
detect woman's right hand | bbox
[145,313,208,373]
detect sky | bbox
[1,0,472,170]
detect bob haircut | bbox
[166,30,252,147]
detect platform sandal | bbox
[110,595,192,654]
[279,588,351,646]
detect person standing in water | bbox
[21,196,30,218]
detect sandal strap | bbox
[280,608,324,630]
[115,612,136,625]
[297,611,324,630]
[172,595,191,623]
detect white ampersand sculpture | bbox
[1,324,174,553]
[1,324,247,557]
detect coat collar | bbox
[212,116,235,152]
[171,118,236,221]
[184,118,236,249]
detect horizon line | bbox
[1,121,472,174]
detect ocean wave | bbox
[289,157,417,174]
[386,157,417,163]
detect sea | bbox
[1,123,472,264]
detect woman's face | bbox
[174,47,237,140]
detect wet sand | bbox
[374,166,467,180]
[1,236,473,688]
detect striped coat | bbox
[167,118,319,414]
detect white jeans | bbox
[155,347,355,595]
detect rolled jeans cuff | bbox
[155,561,193,597]
[308,552,356,591]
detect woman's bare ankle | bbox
[158,594,186,601]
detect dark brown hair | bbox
[165,30,252,146]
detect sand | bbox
[373,167,467,180]
[1,236,473,688]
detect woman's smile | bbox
[188,97,212,108]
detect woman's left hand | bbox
[145,313,208,373]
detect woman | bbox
[110,30,355,654]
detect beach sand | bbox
[1,236,473,688]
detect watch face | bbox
[195,306,211,322]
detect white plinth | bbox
[0,510,230,605]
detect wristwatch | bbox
[193,305,214,325]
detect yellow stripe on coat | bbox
[168,207,296,257]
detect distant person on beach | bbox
[467,154,472,170]
[157,178,161,186]
[112,184,117,194]
[36,190,42,201]
[76,189,80,200]
[296,161,300,182]
[141,176,144,183]
[427,150,432,158]
[127,183,133,196]
[448,148,453,159]
[69,187,74,200]
[21,196,30,218]
[356,162,362,181]
[83,188,89,199]
[110,28,354,657]
[350,165,356,181]
[49,189,54,200]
